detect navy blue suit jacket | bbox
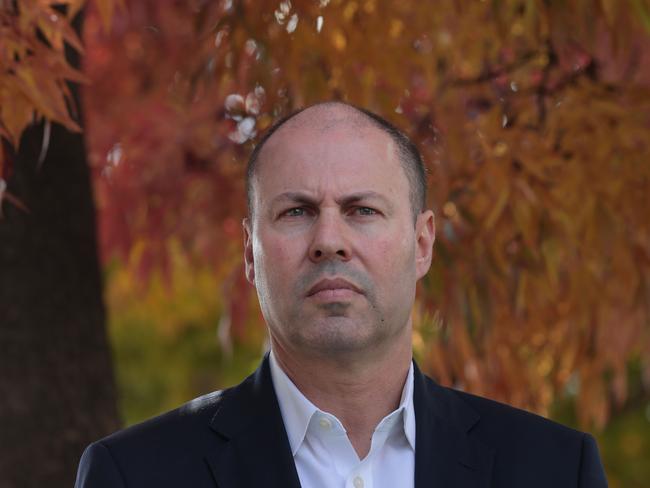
[75,356,608,487]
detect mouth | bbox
[306,278,363,299]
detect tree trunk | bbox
[0,120,120,488]
[0,12,120,485]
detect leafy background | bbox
[1,0,650,486]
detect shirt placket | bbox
[345,460,373,488]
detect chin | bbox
[295,319,385,355]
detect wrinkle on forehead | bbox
[260,117,398,189]
[251,102,408,219]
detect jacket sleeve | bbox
[578,434,608,488]
[75,442,127,488]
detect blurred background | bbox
[1,0,649,486]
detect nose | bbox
[308,211,351,263]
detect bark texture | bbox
[0,102,120,488]
[1,8,120,485]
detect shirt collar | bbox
[269,350,416,455]
[269,351,318,455]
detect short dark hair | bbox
[246,102,427,220]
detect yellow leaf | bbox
[389,19,404,39]
[0,84,34,145]
[331,28,347,51]
[95,0,124,33]
[65,0,88,19]
[13,65,81,132]
[485,186,510,230]
[343,2,358,21]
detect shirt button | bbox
[319,417,332,430]
[353,476,364,488]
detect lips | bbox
[306,278,362,297]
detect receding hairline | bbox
[246,101,427,219]
[263,102,386,139]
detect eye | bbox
[353,206,378,216]
[281,207,306,218]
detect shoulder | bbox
[417,371,581,443]
[433,383,606,485]
[76,389,232,487]
[451,386,582,441]
[100,388,229,451]
[75,358,272,488]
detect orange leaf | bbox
[0,82,35,144]
[37,7,85,53]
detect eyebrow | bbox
[271,191,393,209]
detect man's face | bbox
[244,111,434,361]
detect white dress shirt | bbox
[269,351,416,488]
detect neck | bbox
[271,333,412,459]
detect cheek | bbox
[374,232,415,267]
[253,233,303,285]
[365,237,416,293]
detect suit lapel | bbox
[204,356,493,488]
[413,363,494,488]
[205,355,301,488]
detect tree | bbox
[82,0,650,429]
[0,3,119,486]
[2,5,650,480]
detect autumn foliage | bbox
[3,0,650,430]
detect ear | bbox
[414,209,435,280]
[243,218,255,285]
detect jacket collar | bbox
[205,355,493,488]
[205,354,301,488]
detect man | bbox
[75,102,608,487]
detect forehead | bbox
[252,110,409,206]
